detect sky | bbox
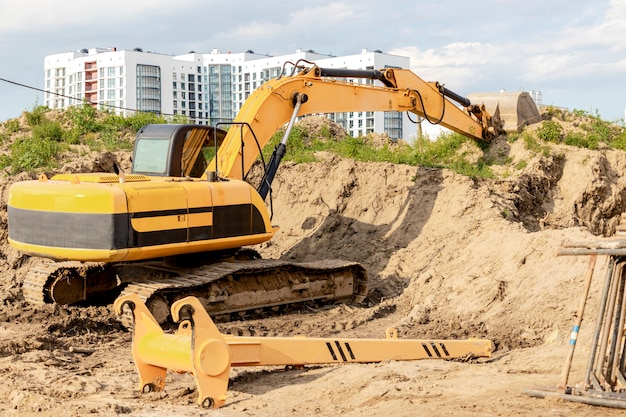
[1,0,625,124]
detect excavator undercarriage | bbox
[23,254,368,329]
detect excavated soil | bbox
[2,125,626,416]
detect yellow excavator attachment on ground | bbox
[467,91,542,132]
[115,293,492,409]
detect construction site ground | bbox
[2,123,626,416]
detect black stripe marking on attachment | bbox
[344,342,356,360]
[440,343,450,356]
[326,342,337,360]
[430,342,442,358]
[422,343,433,357]
[335,341,348,362]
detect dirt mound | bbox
[294,115,348,143]
[1,117,626,415]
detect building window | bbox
[136,64,161,113]
[383,111,403,140]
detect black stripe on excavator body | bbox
[326,342,338,360]
[334,341,348,362]
[8,203,267,250]
[131,206,213,218]
[131,208,185,218]
[440,343,450,356]
[8,206,128,250]
[189,206,214,214]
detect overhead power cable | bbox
[0,76,175,116]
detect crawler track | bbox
[22,258,369,329]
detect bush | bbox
[565,132,598,150]
[3,119,20,133]
[32,121,64,142]
[24,106,50,127]
[7,136,61,174]
[536,120,563,142]
[67,102,100,134]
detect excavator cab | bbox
[132,124,227,178]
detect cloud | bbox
[389,43,506,91]
[203,2,363,55]
[0,0,197,35]
[390,0,625,95]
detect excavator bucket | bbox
[467,92,542,133]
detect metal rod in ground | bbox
[595,261,622,387]
[558,254,597,392]
[584,256,616,390]
[524,389,626,409]
[607,263,626,386]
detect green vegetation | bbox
[521,132,552,157]
[1,103,626,180]
[0,136,62,174]
[0,103,186,174]
[263,126,498,179]
[536,120,563,142]
[539,106,626,150]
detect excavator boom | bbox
[209,65,502,180]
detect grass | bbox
[2,103,626,179]
[263,125,498,179]
[540,106,626,150]
[0,103,186,174]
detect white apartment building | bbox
[44,47,412,139]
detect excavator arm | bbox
[207,65,502,181]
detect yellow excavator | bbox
[7,63,506,325]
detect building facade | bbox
[44,48,412,140]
